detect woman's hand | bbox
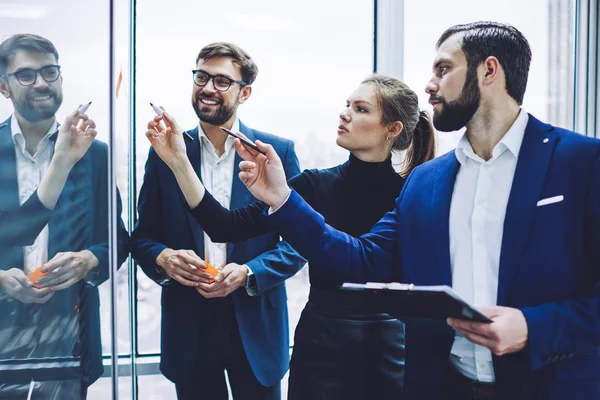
[145,108,188,168]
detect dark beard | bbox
[12,88,63,123]
[192,96,238,126]
[432,68,480,132]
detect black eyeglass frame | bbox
[3,64,62,87]
[191,69,247,92]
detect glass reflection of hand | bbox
[53,106,98,169]
[34,250,99,290]
[0,268,54,304]
[145,108,188,169]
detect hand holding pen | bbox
[146,104,191,168]
[53,102,98,169]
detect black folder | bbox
[341,282,493,323]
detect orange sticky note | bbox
[115,67,123,99]
[28,266,49,288]
[202,262,219,283]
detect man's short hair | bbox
[0,33,59,76]
[196,42,258,85]
[437,21,532,105]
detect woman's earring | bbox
[386,136,391,142]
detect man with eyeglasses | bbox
[132,42,305,399]
[0,33,128,399]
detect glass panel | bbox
[0,0,127,398]
[403,0,576,154]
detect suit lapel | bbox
[0,117,24,268]
[227,121,255,260]
[182,127,206,256]
[497,115,557,305]
[0,117,20,214]
[431,153,460,286]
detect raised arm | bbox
[0,107,98,247]
[189,155,311,243]
[234,139,403,283]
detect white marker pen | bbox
[150,102,163,116]
[77,101,92,114]
[150,103,193,141]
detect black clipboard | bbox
[341,282,493,323]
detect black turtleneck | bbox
[191,154,405,288]
[288,154,404,287]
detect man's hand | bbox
[447,306,529,356]
[195,263,248,299]
[35,250,99,290]
[0,268,54,304]
[234,135,291,210]
[53,107,98,169]
[156,248,213,286]
[145,109,188,169]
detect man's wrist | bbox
[269,188,292,214]
[156,248,172,269]
[271,187,292,210]
[80,250,99,272]
[243,265,257,296]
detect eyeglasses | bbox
[192,70,247,92]
[3,65,61,86]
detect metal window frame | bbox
[373,0,404,78]
[573,0,600,137]
[573,0,599,137]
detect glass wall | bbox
[0,0,130,399]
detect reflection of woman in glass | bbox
[146,75,436,399]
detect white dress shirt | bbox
[11,116,57,275]
[198,120,239,270]
[449,110,529,382]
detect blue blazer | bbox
[131,121,305,387]
[0,117,129,385]
[267,115,600,399]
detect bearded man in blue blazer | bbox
[232,22,600,400]
[131,42,305,400]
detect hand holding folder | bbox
[341,282,493,323]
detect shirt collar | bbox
[197,118,239,153]
[455,109,529,165]
[11,114,58,154]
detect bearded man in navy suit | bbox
[131,42,305,400]
[231,22,600,400]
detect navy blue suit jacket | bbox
[0,116,129,385]
[266,115,600,399]
[131,121,305,387]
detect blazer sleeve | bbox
[188,140,309,243]
[521,150,600,370]
[0,190,53,247]
[85,143,130,286]
[242,139,307,294]
[130,149,171,285]
[262,167,411,284]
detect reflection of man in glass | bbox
[0,34,128,399]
